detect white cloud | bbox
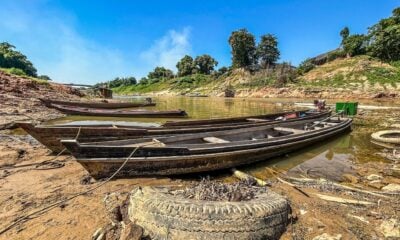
[140,27,192,73]
[0,1,131,84]
[0,1,193,83]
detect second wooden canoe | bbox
[49,104,188,118]
[39,98,156,109]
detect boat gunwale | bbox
[162,109,328,126]
[78,116,343,147]
[73,119,352,163]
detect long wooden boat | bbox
[18,110,330,153]
[61,117,352,179]
[39,98,156,109]
[49,104,187,118]
[163,110,321,126]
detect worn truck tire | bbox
[128,186,289,240]
[371,130,400,144]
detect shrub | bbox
[8,67,27,76]
[38,75,51,81]
[297,59,315,75]
[326,50,346,62]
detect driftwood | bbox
[265,167,310,197]
[232,169,269,186]
[314,193,375,206]
[283,176,390,198]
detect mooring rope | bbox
[0,144,142,235]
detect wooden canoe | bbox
[49,104,188,118]
[39,98,156,109]
[163,110,326,127]
[61,117,352,179]
[17,110,330,153]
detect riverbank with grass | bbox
[113,55,400,100]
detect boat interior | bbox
[84,117,348,148]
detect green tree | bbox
[256,34,280,68]
[0,42,37,77]
[228,29,256,68]
[176,55,195,76]
[368,7,400,61]
[340,27,350,43]
[217,66,230,76]
[342,34,367,57]
[139,77,149,85]
[194,54,218,74]
[147,67,174,80]
[95,76,136,88]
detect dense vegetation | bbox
[0,42,38,77]
[298,7,400,74]
[113,27,287,93]
[102,7,400,95]
[0,42,52,80]
[95,77,137,88]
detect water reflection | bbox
[244,130,388,181]
[50,96,300,125]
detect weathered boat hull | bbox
[62,118,352,179]
[39,98,156,108]
[49,104,187,118]
[18,110,330,153]
[163,110,326,126]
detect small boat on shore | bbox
[39,98,156,109]
[18,110,330,153]
[48,104,188,118]
[61,117,352,179]
[164,110,329,126]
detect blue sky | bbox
[0,0,398,84]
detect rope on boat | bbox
[0,145,142,235]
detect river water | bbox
[48,96,400,181]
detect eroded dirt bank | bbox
[142,86,400,100]
[0,71,82,129]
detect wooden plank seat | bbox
[274,127,306,134]
[313,121,338,126]
[203,137,231,143]
[246,118,271,122]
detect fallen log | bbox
[314,193,375,206]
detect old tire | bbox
[371,130,400,144]
[128,186,289,240]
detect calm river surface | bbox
[48,96,400,181]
